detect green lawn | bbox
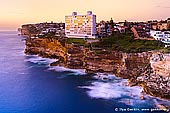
[67,38,86,45]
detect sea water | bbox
[0,31,169,113]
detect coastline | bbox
[24,53,170,112]
[24,37,170,103]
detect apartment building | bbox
[65,11,97,38]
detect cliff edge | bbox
[25,37,170,100]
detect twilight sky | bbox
[0,0,170,30]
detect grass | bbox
[93,34,166,53]
[159,47,170,53]
[67,38,86,45]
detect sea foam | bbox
[48,66,86,75]
[79,80,143,100]
[25,55,56,65]
[79,73,170,107]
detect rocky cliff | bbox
[25,38,67,61]
[151,52,170,76]
[25,38,170,100]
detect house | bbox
[150,30,170,45]
[157,20,168,31]
[151,20,169,31]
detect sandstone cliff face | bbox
[150,52,170,76]
[25,38,67,60]
[143,52,170,99]
[66,44,85,69]
[25,38,170,100]
[85,50,123,73]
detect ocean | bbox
[0,31,169,113]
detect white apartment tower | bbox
[65,11,97,38]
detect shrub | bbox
[98,34,165,53]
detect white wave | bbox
[25,54,39,57]
[48,66,86,75]
[93,73,119,81]
[119,99,135,106]
[79,80,156,107]
[79,79,143,100]
[80,74,170,108]
[18,72,27,75]
[25,55,57,65]
[25,55,86,75]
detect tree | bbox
[110,18,115,28]
[124,20,129,27]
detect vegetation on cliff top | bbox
[91,34,165,53]
[22,24,39,34]
[33,32,167,53]
[67,38,86,45]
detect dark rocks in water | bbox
[128,81,137,87]
[122,82,128,86]
[140,95,145,100]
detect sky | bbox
[0,0,170,30]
